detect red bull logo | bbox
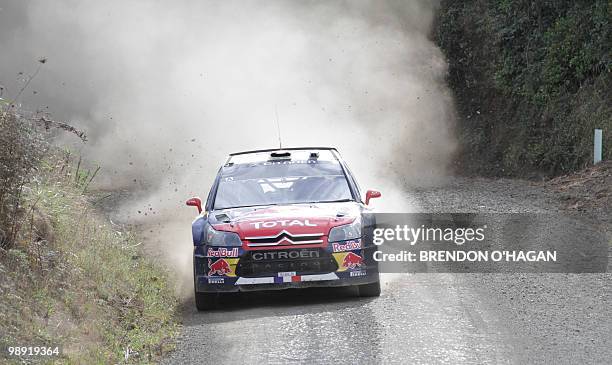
[207,247,239,257]
[332,240,362,252]
[208,258,231,276]
[342,252,363,269]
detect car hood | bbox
[209,202,362,240]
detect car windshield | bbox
[213,160,353,209]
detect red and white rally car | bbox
[187,147,381,310]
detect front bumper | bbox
[194,239,379,293]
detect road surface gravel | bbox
[164,177,611,364]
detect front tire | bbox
[195,292,218,311]
[358,280,381,297]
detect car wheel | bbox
[195,292,218,311]
[358,280,381,297]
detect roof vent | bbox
[270,151,291,159]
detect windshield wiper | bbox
[302,198,354,204]
[218,203,278,210]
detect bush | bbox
[0,111,47,247]
[0,104,87,248]
[435,0,611,176]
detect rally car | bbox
[186,147,381,310]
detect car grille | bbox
[236,248,337,277]
[245,230,324,247]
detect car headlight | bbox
[205,223,242,246]
[328,217,361,242]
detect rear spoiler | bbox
[229,147,338,156]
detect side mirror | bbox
[365,190,381,205]
[186,197,202,213]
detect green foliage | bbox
[0,156,179,364]
[436,0,611,176]
[0,107,90,249]
[0,111,48,247]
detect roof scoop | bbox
[270,151,291,159]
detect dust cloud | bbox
[0,0,455,295]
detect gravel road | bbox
[164,177,611,364]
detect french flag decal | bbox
[235,273,338,285]
[273,275,302,283]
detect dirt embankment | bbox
[0,155,180,364]
[545,161,611,214]
[543,161,611,245]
